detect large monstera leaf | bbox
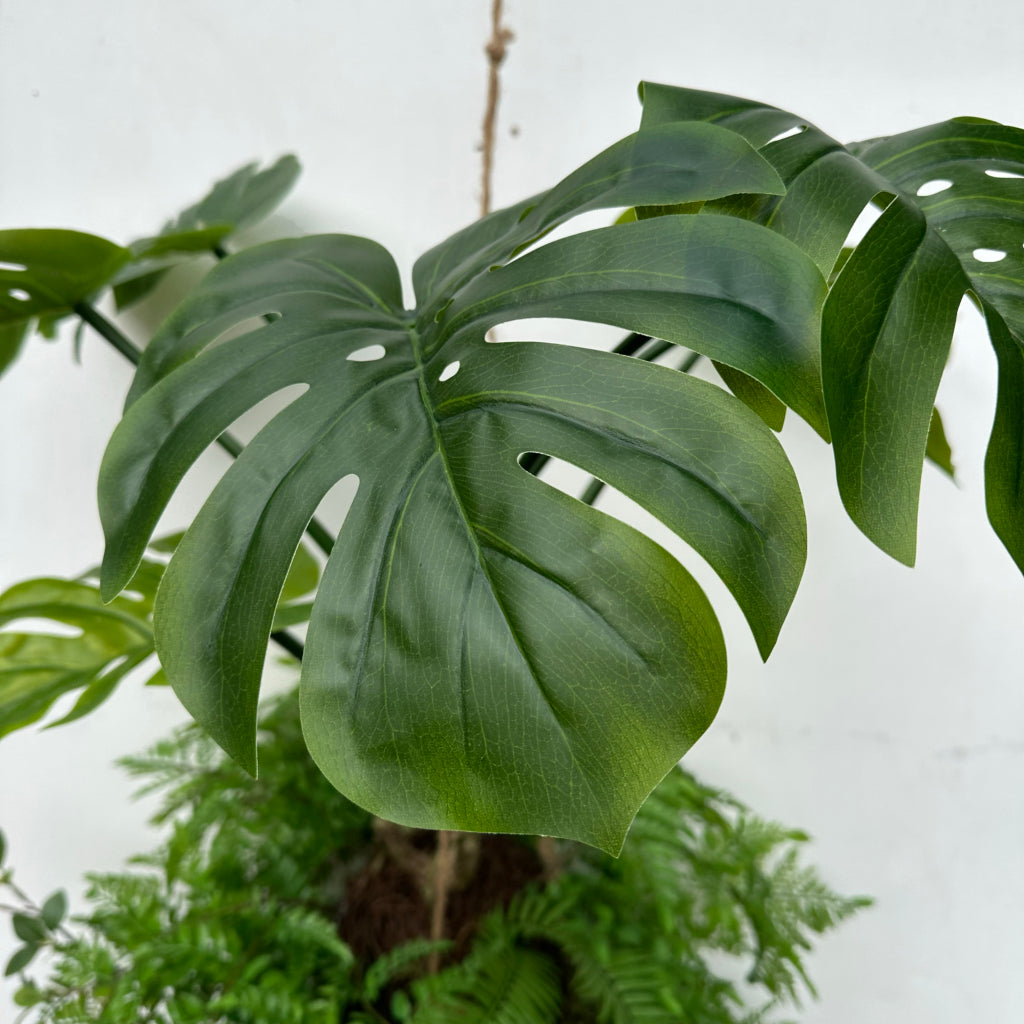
[640,84,1024,570]
[98,123,825,853]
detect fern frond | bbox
[362,937,452,1002]
[410,944,562,1024]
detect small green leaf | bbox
[12,912,47,944]
[0,828,6,867]
[926,408,955,479]
[0,229,130,326]
[14,982,43,1007]
[4,943,38,977]
[40,890,67,930]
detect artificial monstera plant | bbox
[1,83,1022,858]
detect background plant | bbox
[2,691,867,1023]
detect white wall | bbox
[1,1,1022,1019]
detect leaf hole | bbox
[916,179,953,197]
[766,125,806,144]
[7,288,31,302]
[840,197,887,250]
[973,248,1007,263]
[0,261,27,273]
[347,344,386,362]
[209,314,279,351]
[985,168,1024,180]
[438,360,460,382]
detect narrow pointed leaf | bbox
[0,320,29,379]
[926,407,955,479]
[821,201,966,564]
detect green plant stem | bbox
[72,300,310,662]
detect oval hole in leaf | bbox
[347,344,386,363]
[916,179,953,197]
[495,317,626,352]
[841,198,888,249]
[0,261,27,272]
[438,360,460,382]
[7,288,30,302]
[766,125,806,144]
[973,248,1007,263]
[985,168,1024,180]
[0,619,83,639]
[219,382,310,447]
[310,472,360,533]
[207,313,281,352]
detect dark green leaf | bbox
[99,193,812,850]
[434,216,827,437]
[40,890,67,930]
[0,229,130,325]
[851,122,1024,570]
[0,828,6,867]
[822,201,966,563]
[4,943,38,976]
[0,320,29,379]
[413,121,785,309]
[12,912,47,944]
[639,83,1024,570]
[926,407,955,479]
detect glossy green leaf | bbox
[926,408,955,479]
[113,156,301,309]
[0,229,130,326]
[639,83,1024,570]
[99,126,813,853]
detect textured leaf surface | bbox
[640,84,1024,569]
[99,129,814,851]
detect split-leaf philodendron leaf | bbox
[639,84,1024,571]
[97,122,821,853]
